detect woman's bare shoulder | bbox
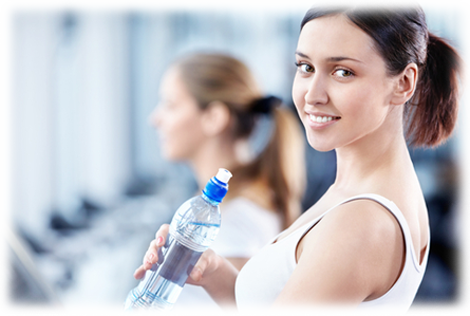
[279,199,405,303]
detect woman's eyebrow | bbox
[327,56,363,63]
[295,51,364,64]
[295,50,309,59]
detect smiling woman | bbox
[292,13,403,152]
[134,5,463,312]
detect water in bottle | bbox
[124,168,232,310]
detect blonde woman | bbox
[148,53,306,307]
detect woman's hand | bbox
[132,223,239,306]
[132,224,228,287]
[133,224,170,280]
[185,248,221,286]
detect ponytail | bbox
[263,107,306,228]
[407,33,463,147]
[176,52,306,227]
[228,104,306,229]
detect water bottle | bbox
[124,168,232,310]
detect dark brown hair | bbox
[301,5,463,147]
[174,53,306,228]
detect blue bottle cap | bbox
[203,168,232,203]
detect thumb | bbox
[187,249,218,285]
[189,257,208,283]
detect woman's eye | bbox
[334,69,354,78]
[296,62,314,74]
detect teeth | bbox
[309,114,334,123]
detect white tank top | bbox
[235,194,430,311]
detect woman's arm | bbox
[189,250,239,306]
[273,199,405,306]
[226,257,249,270]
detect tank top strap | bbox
[295,194,394,240]
[276,193,427,272]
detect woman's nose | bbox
[304,74,329,106]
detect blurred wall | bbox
[0,0,470,252]
[12,13,133,235]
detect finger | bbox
[143,241,158,266]
[141,224,170,268]
[134,265,146,280]
[135,224,171,280]
[155,224,170,246]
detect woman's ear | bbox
[390,63,418,106]
[201,101,231,136]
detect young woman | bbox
[136,6,462,311]
[148,53,306,307]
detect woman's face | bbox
[292,14,397,152]
[150,67,207,161]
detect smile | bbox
[308,114,340,123]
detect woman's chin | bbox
[307,139,335,153]
[161,150,187,162]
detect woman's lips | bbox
[305,113,341,129]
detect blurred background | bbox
[5,1,466,311]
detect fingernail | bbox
[156,236,163,245]
[148,253,154,261]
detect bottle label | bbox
[157,237,203,287]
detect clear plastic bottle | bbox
[124,168,232,310]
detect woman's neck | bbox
[333,113,412,193]
[190,139,238,190]
[231,177,274,210]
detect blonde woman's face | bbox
[150,67,207,161]
[292,14,397,152]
